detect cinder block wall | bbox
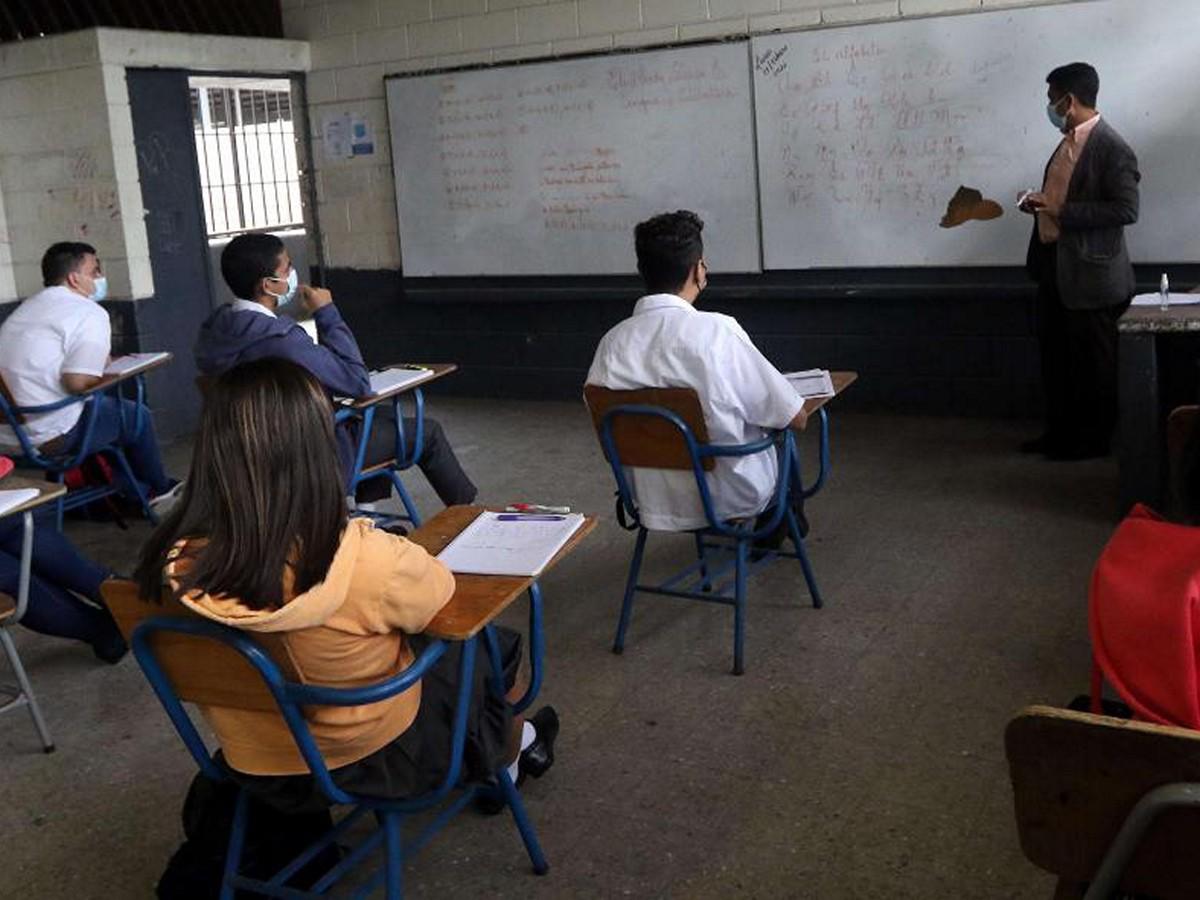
[285,0,1089,273]
[0,31,137,302]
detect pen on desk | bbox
[497,514,566,521]
[505,503,571,513]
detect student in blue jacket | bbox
[193,234,476,507]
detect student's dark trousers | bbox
[1035,246,1130,453]
[0,517,122,649]
[356,410,477,506]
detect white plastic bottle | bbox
[1160,272,1171,311]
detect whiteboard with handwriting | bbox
[752,0,1200,268]
[386,41,760,276]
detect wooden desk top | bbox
[408,505,596,640]
[0,474,66,517]
[85,352,174,395]
[803,370,857,416]
[345,363,458,410]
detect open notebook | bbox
[0,487,39,518]
[367,367,434,395]
[437,510,586,577]
[104,351,171,377]
[784,369,835,399]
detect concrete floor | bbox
[0,398,1121,898]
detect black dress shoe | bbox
[518,706,559,786]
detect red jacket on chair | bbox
[1090,503,1200,729]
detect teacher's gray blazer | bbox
[1026,118,1141,310]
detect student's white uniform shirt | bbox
[586,293,803,531]
[0,285,111,447]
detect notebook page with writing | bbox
[437,511,586,577]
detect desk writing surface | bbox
[0,475,66,517]
[408,505,596,640]
[86,352,174,395]
[346,363,458,410]
[802,371,857,417]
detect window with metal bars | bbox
[190,80,304,237]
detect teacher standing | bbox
[1020,62,1140,461]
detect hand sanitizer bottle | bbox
[1160,273,1171,311]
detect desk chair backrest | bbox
[100,578,461,811]
[583,384,795,538]
[103,578,294,712]
[0,373,26,425]
[1006,704,1200,898]
[583,385,714,472]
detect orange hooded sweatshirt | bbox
[167,517,455,775]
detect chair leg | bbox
[497,768,549,875]
[389,471,422,527]
[733,540,747,676]
[693,532,713,592]
[0,628,54,752]
[219,789,250,900]
[613,528,648,655]
[786,507,822,610]
[108,448,157,524]
[382,811,404,899]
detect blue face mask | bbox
[88,275,108,302]
[1047,97,1069,132]
[265,268,299,306]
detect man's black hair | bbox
[1047,62,1099,108]
[221,233,287,300]
[634,210,705,294]
[41,241,97,287]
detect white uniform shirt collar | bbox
[231,298,277,319]
[633,293,695,315]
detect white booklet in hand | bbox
[0,487,39,517]
[368,367,433,395]
[784,369,835,399]
[104,351,171,376]
[437,510,586,577]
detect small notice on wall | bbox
[322,112,375,162]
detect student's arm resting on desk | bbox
[271,288,371,397]
[717,319,806,433]
[357,525,456,635]
[59,306,111,394]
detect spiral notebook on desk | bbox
[437,510,586,577]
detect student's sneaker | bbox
[148,480,186,518]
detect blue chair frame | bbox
[0,376,156,530]
[130,583,550,899]
[338,387,427,528]
[597,404,831,675]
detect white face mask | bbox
[87,275,107,302]
[1047,97,1069,132]
[264,268,299,306]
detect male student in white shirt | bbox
[586,210,808,539]
[0,242,180,511]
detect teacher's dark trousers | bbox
[1035,245,1130,454]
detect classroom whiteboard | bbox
[752,0,1200,268]
[386,42,760,277]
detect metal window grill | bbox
[190,83,304,237]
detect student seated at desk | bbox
[0,516,126,662]
[194,233,476,507]
[0,242,181,512]
[1091,430,1200,729]
[586,210,808,540]
[134,359,556,810]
